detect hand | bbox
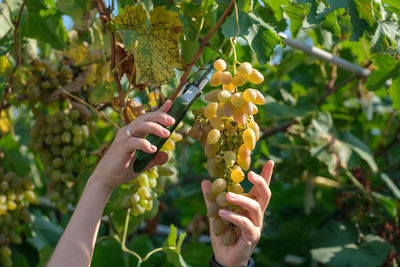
[201,160,274,267]
[90,100,175,192]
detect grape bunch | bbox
[29,109,93,213]
[121,129,183,216]
[189,59,264,246]
[0,167,36,267]
[25,58,73,104]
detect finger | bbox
[128,121,170,139]
[126,137,157,155]
[261,160,274,186]
[142,151,169,171]
[159,99,173,112]
[201,180,212,208]
[140,110,175,127]
[248,171,272,212]
[226,192,263,227]
[218,209,259,242]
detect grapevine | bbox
[189,55,265,246]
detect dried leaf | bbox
[116,42,135,79]
[50,68,90,100]
[125,98,145,123]
[112,6,184,86]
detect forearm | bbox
[48,175,112,267]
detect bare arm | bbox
[48,101,174,267]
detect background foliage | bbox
[0,0,399,266]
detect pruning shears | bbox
[133,63,214,173]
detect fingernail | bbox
[227,192,236,200]
[151,145,157,151]
[219,209,228,216]
[162,129,170,136]
[167,116,175,124]
[271,160,275,167]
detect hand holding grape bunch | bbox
[201,161,274,267]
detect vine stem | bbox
[0,0,27,118]
[96,0,129,124]
[60,89,120,129]
[170,0,235,101]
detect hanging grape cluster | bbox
[189,59,264,246]
[0,166,36,267]
[122,127,183,216]
[25,58,73,104]
[29,109,93,213]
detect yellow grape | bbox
[213,217,227,236]
[248,120,260,141]
[204,102,218,119]
[253,104,259,114]
[223,83,235,93]
[243,128,256,150]
[216,102,225,118]
[253,89,265,105]
[248,69,264,84]
[228,182,244,194]
[206,191,218,202]
[238,144,251,159]
[207,157,217,177]
[205,142,219,158]
[237,62,252,76]
[211,178,227,194]
[240,101,254,115]
[164,139,175,150]
[230,93,243,107]
[210,117,224,131]
[230,166,244,183]
[207,202,220,217]
[205,89,221,102]
[220,71,233,85]
[207,129,221,144]
[172,132,183,142]
[210,71,222,86]
[214,59,227,71]
[224,151,236,167]
[233,108,246,126]
[218,90,232,102]
[237,156,250,171]
[216,192,228,207]
[243,89,257,102]
[232,74,247,87]
[223,102,235,117]
[223,228,236,246]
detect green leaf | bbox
[20,10,68,50]
[284,4,306,37]
[221,10,257,38]
[263,0,290,21]
[342,132,378,172]
[162,225,188,267]
[371,21,400,54]
[91,239,125,267]
[182,242,213,266]
[28,210,64,251]
[383,0,400,10]
[366,54,399,91]
[112,5,184,86]
[56,0,93,31]
[37,246,53,267]
[389,76,400,110]
[0,2,13,39]
[89,82,115,105]
[353,0,375,26]
[380,173,400,200]
[181,40,200,64]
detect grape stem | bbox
[0,0,27,118]
[170,0,236,101]
[119,208,177,267]
[96,0,129,124]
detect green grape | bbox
[137,174,149,187]
[211,178,226,194]
[71,125,83,136]
[73,136,83,147]
[223,228,236,246]
[216,192,228,207]
[213,217,227,236]
[138,186,151,199]
[52,157,63,168]
[61,131,72,143]
[63,119,73,129]
[224,151,236,168]
[130,193,140,204]
[207,202,220,217]
[206,191,217,202]
[68,110,80,121]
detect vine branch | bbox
[0,0,27,117]
[170,0,235,101]
[96,0,129,124]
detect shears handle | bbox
[133,98,187,173]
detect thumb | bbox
[159,99,173,113]
[201,180,212,208]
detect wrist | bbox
[87,173,114,196]
[212,254,250,267]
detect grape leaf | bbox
[89,82,115,105]
[56,0,93,31]
[284,3,306,37]
[221,10,257,38]
[389,77,400,110]
[353,0,375,26]
[262,0,290,21]
[370,21,400,54]
[366,54,399,91]
[162,224,188,267]
[112,5,184,86]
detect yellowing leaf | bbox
[89,82,115,105]
[112,6,184,86]
[0,110,10,134]
[0,55,11,75]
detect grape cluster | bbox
[25,58,73,104]
[189,59,264,246]
[0,167,36,267]
[122,130,182,216]
[29,109,92,213]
